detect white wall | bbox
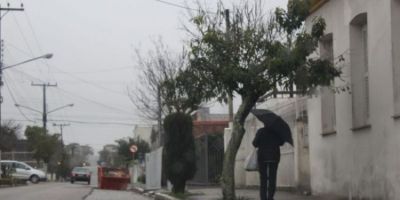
[306,0,400,198]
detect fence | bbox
[0,151,36,166]
[191,133,224,185]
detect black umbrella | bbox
[251,109,294,146]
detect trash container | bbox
[98,167,130,190]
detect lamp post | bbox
[15,103,73,133]
[0,53,53,135]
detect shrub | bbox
[163,113,196,194]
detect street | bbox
[0,165,150,200]
[0,182,150,200]
[0,182,91,200]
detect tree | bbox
[115,137,150,163]
[98,144,122,167]
[65,143,94,167]
[129,40,178,121]
[25,126,59,164]
[129,40,213,146]
[187,1,341,199]
[163,113,196,194]
[0,121,20,151]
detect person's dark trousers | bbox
[258,161,279,200]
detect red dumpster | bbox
[98,167,130,190]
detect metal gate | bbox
[191,133,224,185]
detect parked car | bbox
[70,167,91,184]
[0,160,47,183]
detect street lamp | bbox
[0,53,53,137]
[15,103,73,133]
[1,53,53,70]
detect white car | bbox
[0,160,47,183]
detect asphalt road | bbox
[0,167,149,200]
[0,182,92,200]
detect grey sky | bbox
[1,0,287,152]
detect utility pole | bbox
[225,9,234,122]
[53,123,69,146]
[31,82,57,133]
[0,3,24,136]
[157,85,163,147]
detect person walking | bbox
[252,124,284,200]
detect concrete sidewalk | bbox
[179,187,339,200]
[86,189,150,200]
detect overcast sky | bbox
[1,0,287,152]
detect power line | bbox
[5,68,134,116]
[154,0,216,14]
[56,87,134,116]
[3,73,35,122]
[6,41,137,74]
[47,119,137,126]
[51,66,128,96]
[11,13,44,75]
[20,10,70,122]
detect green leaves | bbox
[0,122,20,151]
[115,137,150,162]
[25,126,60,163]
[163,113,196,194]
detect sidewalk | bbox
[86,188,150,200]
[156,186,341,200]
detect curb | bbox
[154,192,180,200]
[131,186,146,194]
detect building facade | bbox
[306,0,400,198]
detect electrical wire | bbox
[55,88,134,115]
[8,68,135,119]
[1,10,9,19]
[3,73,36,122]
[11,13,44,75]
[154,0,217,14]
[21,10,70,123]
[46,119,137,126]
[50,66,129,96]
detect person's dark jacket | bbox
[252,127,284,163]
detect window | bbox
[350,13,370,129]
[319,33,336,135]
[392,0,400,117]
[15,163,27,170]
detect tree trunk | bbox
[221,95,258,200]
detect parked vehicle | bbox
[0,160,46,183]
[70,167,91,184]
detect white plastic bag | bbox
[244,148,258,171]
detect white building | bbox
[227,0,400,199]
[306,0,400,199]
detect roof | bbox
[192,120,229,138]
